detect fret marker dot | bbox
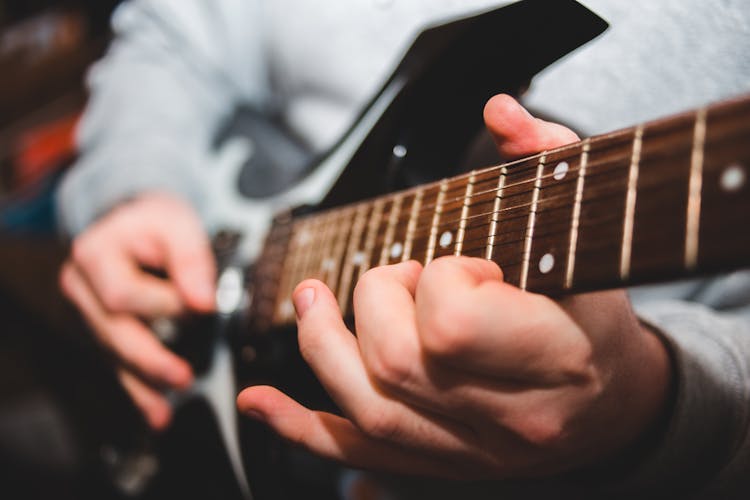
[439,231,453,249]
[390,242,403,259]
[297,231,311,245]
[322,258,335,271]
[553,161,569,180]
[720,164,746,192]
[539,253,555,274]
[393,145,407,158]
[352,252,365,265]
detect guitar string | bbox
[352,165,689,247]
[263,112,747,301]
[271,164,744,301]
[260,213,700,326]
[408,137,708,215]
[259,195,726,314]
[294,129,716,235]
[282,146,730,275]
[285,126,638,223]
[287,101,746,229]
[280,174,688,288]
[379,113,703,209]
[294,154,633,246]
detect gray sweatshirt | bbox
[56,0,750,497]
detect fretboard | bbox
[250,94,750,330]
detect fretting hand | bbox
[236,95,672,477]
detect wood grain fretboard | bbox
[250,95,750,330]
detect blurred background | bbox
[1,0,114,233]
[0,2,235,499]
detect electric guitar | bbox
[100,1,749,499]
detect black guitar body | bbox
[127,2,609,499]
[318,0,607,207]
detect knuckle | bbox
[285,412,314,448]
[353,268,381,305]
[356,266,384,290]
[423,255,456,277]
[357,409,400,442]
[420,302,476,358]
[368,346,413,390]
[99,286,132,312]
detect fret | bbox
[251,219,292,330]
[697,97,750,270]
[620,125,644,281]
[685,108,707,270]
[487,158,542,286]
[318,213,341,281]
[454,172,476,256]
[326,208,355,297]
[564,140,590,289]
[337,203,371,314]
[317,212,339,283]
[432,178,468,260]
[459,167,505,259]
[379,195,403,265]
[486,168,507,259]
[402,188,424,261]
[425,180,449,263]
[274,219,313,322]
[525,147,583,293]
[358,198,385,280]
[406,185,442,264]
[439,170,494,259]
[370,197,395,270]
[630,113,695,281]
[285,220,314,320]
[383,192,417,265]
[519,156,546,290]
[573,130,635,289]
[301,213,327,282]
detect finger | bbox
[354,261,425,394]
[152,210,217,312]
[118,369,173,430]
[61,262,194,389]
[354,258,520,416]
[292,279,478,456]
[72,237,183,318]
[415,257,592,385]
[237,385,487,478]
[483,94,579,159]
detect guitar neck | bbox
[251,94,750,329]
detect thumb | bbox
[483,94,579,159]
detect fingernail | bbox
[293,287,315,319]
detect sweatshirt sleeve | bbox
[56,0,270,235]
[623,298,750,497]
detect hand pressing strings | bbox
[236,95,671,478]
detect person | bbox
[56,0,750,497]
